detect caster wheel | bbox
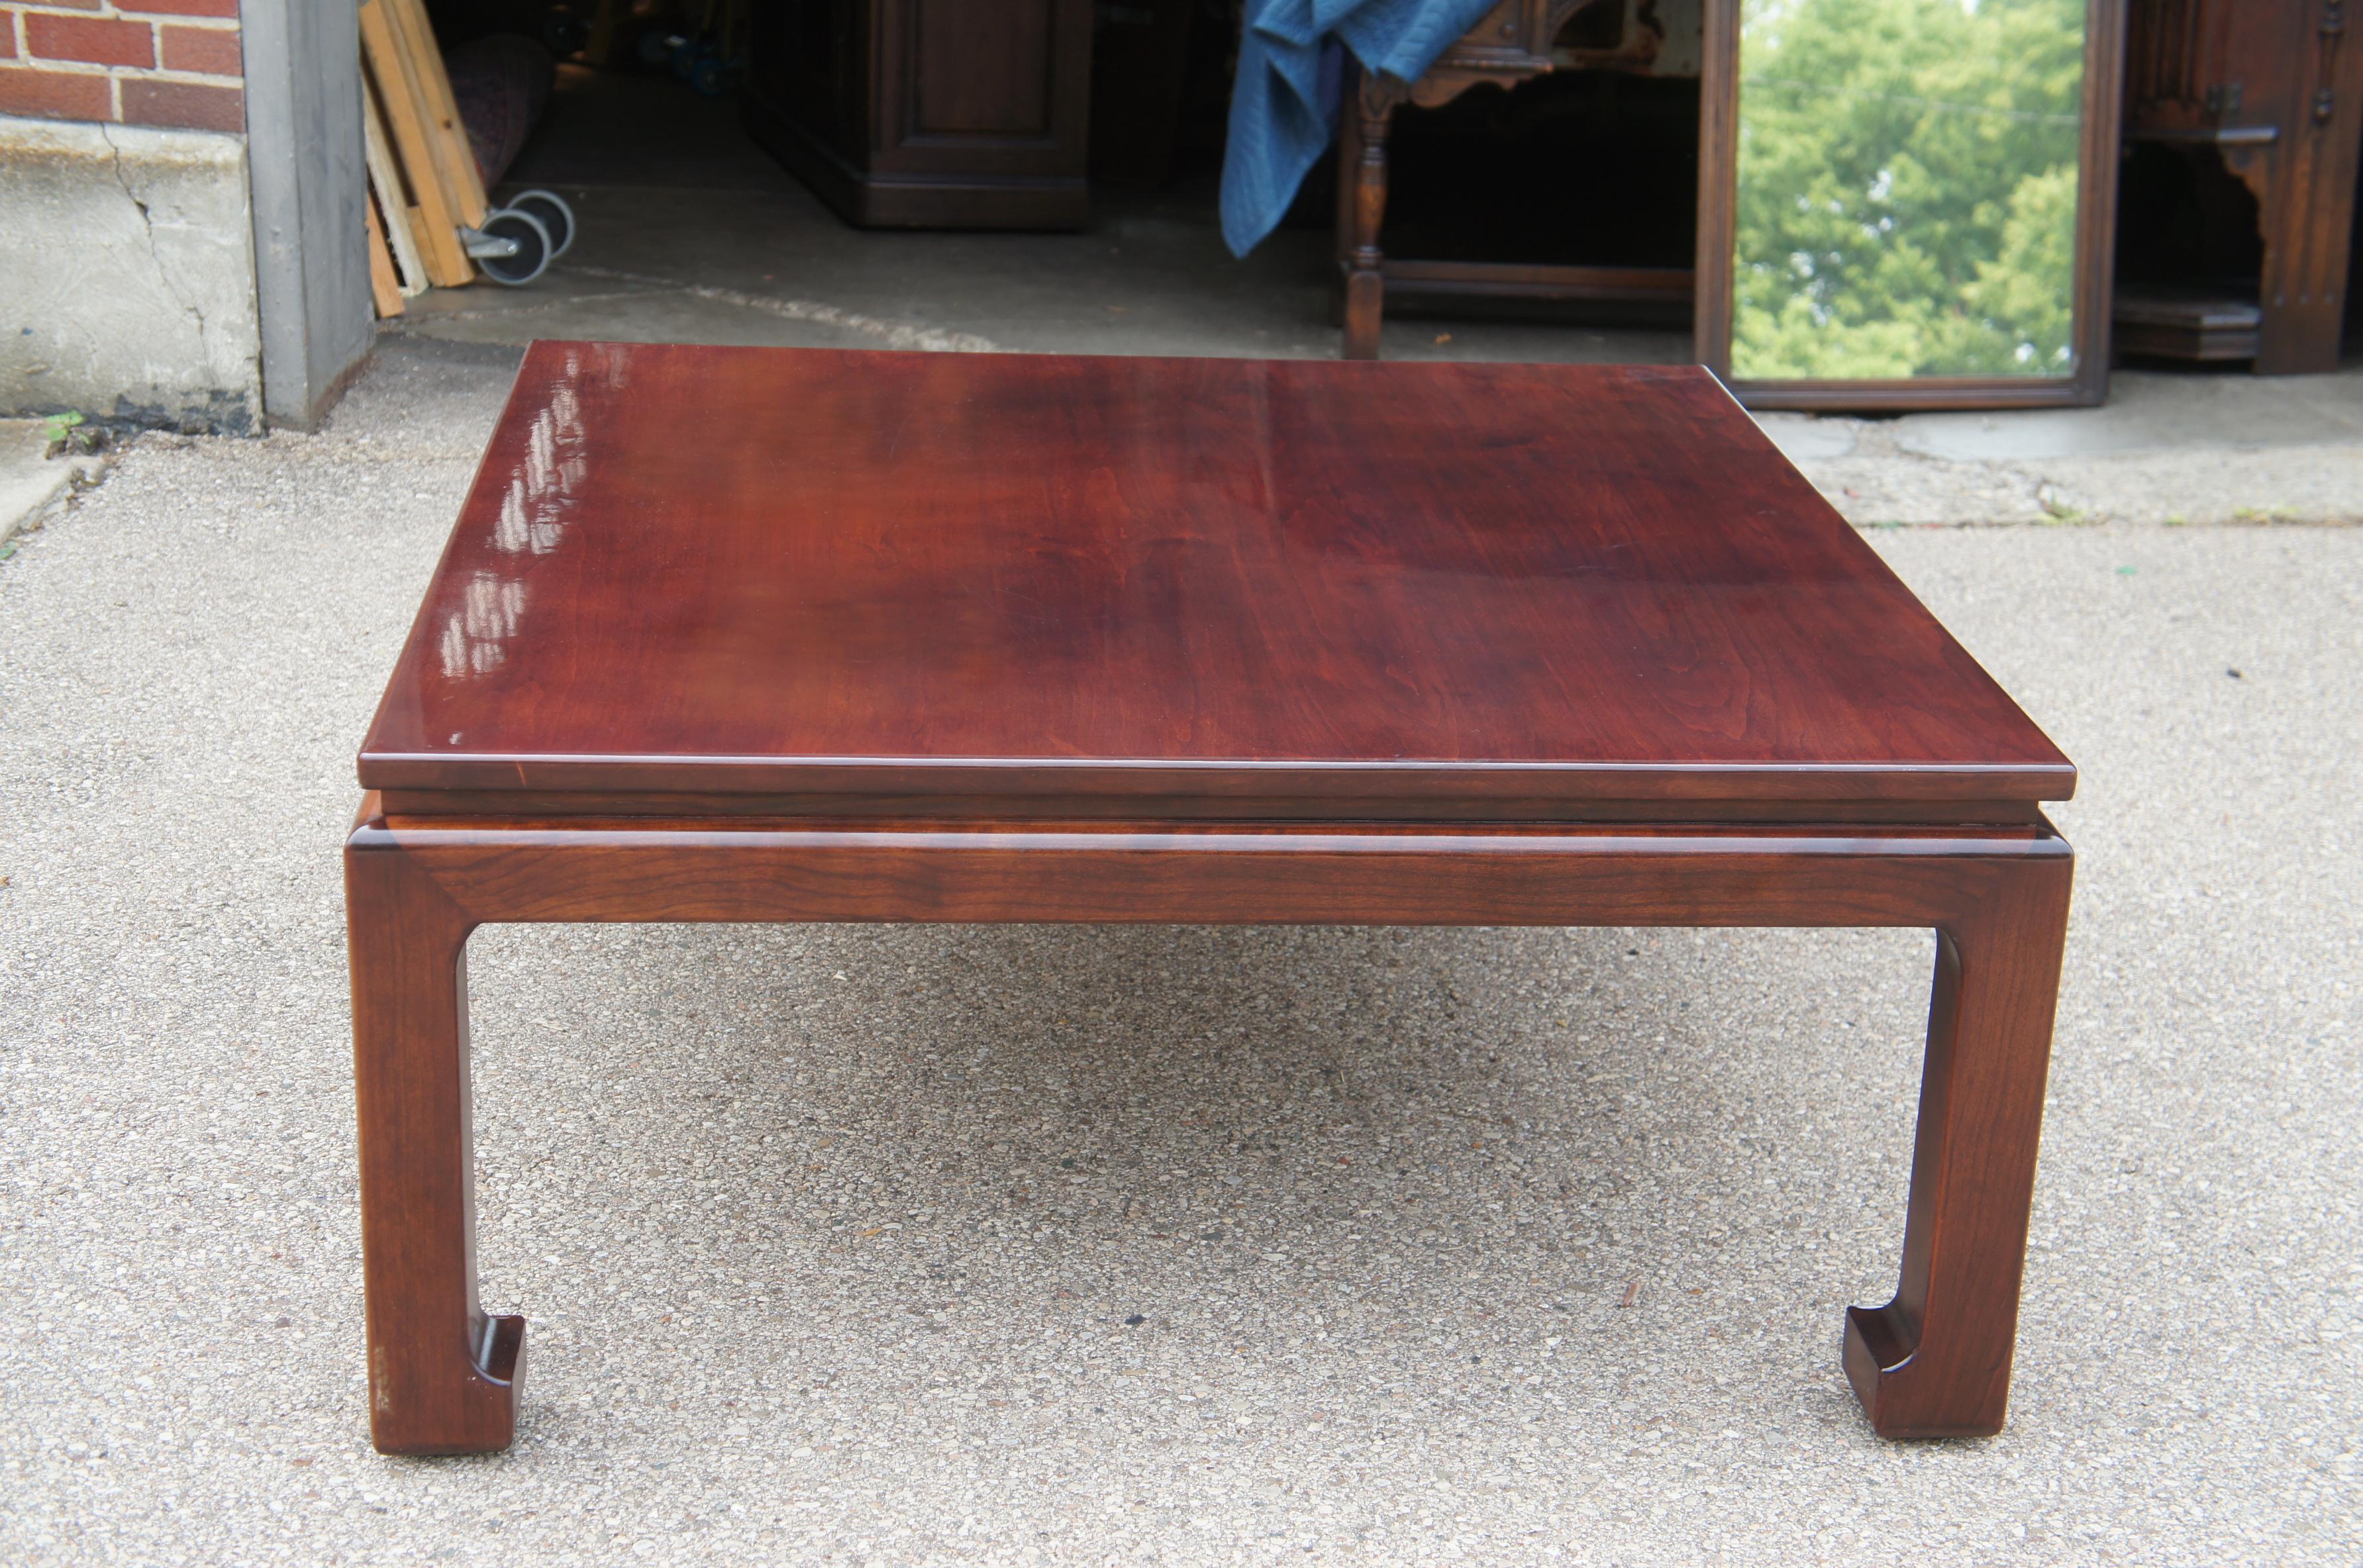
[472,209,553,286]
[506,189,577,258]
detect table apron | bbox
[348,817,2070,932]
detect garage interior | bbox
[378,1,2363,381]
[387,0,1701,366]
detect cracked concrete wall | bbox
[0,114,263,434]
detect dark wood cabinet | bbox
[2116,0,2363,372]
[745,0,1093,229]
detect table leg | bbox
[1845,855,2072,1438]
[1340,76,1392,362]
[346,840,523,1455]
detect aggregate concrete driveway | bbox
[2,341,2358,1565]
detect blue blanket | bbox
[1220,0,1501,258]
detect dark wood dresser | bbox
[744,0,1094,229]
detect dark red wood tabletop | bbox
[359,342,2072,816]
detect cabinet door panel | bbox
[748,0,1091,227]
[911,0,1053,138]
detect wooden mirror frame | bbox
[1694,0,2128,411]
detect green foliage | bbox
[1731,0,2086,380]
[42,409,101,460]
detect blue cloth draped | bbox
[1219,0,1502,258]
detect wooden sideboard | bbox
[744,0,1094,229]
[2116,0,2363,372]
[1337,0,1701,358]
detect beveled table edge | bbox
[356,754,2078,807]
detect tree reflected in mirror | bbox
[1732,0,2087,380]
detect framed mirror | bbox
[1695,0,2125,409]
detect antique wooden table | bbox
[348,342,2074,1455]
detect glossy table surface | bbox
[360,342,2072,816]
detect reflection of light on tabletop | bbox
[493,387,587,556]
[453,359,594,686]
[439,573,528,679]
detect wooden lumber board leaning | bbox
[384,0,489,228]
[364,196,407,318]
[583,0,627,67]
[361,73,430,297]
[358,0,473,286]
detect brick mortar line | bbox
[0,58,242,82]
[0,13,242,47]
[5,17,240,28]
[3,5,238,19]
[1,15,244,42]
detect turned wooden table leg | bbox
[1340,74,1393,361]
[1846,853,2074,1438]
[346,836,523,1455]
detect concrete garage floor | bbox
[406,66,1703,369]
[3,67,2362,1568]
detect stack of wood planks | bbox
[359,0,488,316]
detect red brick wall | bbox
[0,0,243,133]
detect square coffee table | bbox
[348,342,2073,1454]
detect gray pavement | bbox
[2,336,2360,1566]
[0,419,103,555]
